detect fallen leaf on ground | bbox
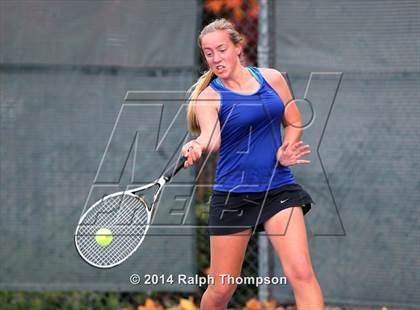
[179,296,197,310]
[243,298,261,310]
[136,297,164,310]
[263,299,278,310]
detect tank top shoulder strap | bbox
[209,75,224,91]
[247,66,264,85]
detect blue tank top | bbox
[209,66,295,192]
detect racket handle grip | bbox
[163,157,187,181]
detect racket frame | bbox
[74,158,185,268]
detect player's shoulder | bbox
[257,67,291,94]
[192,85,220,112]
[197,85,220,101]
[257,67,287,84]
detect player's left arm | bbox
[259,68,310,165]
[259,68,302,144]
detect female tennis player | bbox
[182,18,324,309]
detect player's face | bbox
[201,30,241,79]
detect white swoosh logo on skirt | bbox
[280,198,289,204]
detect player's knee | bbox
[285,262,315,284]
[207,283,237,305]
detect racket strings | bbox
[75,193,150,267]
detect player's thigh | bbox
[263,207,315,279]
[208,228,252,279]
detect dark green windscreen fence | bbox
[269,0,419,307]
[0,0,200,292]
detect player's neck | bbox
[220,65,253,91]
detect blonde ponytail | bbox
[186,70,214,135]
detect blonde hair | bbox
[187,18,243,135]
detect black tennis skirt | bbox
[208,183,314,235]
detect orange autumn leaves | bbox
[205,0,259,21]
[243,298,294,310]
[131,296,196,310]
[134,298,164,310]
[127,296,296,310]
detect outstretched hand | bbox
[276,140,311,166]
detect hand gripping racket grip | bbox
[163,157,187,182]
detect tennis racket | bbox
[74,157,187,269]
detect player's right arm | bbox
[182,86,221,167]
[195,86,221,153]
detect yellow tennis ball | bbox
[95,228,113,247]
